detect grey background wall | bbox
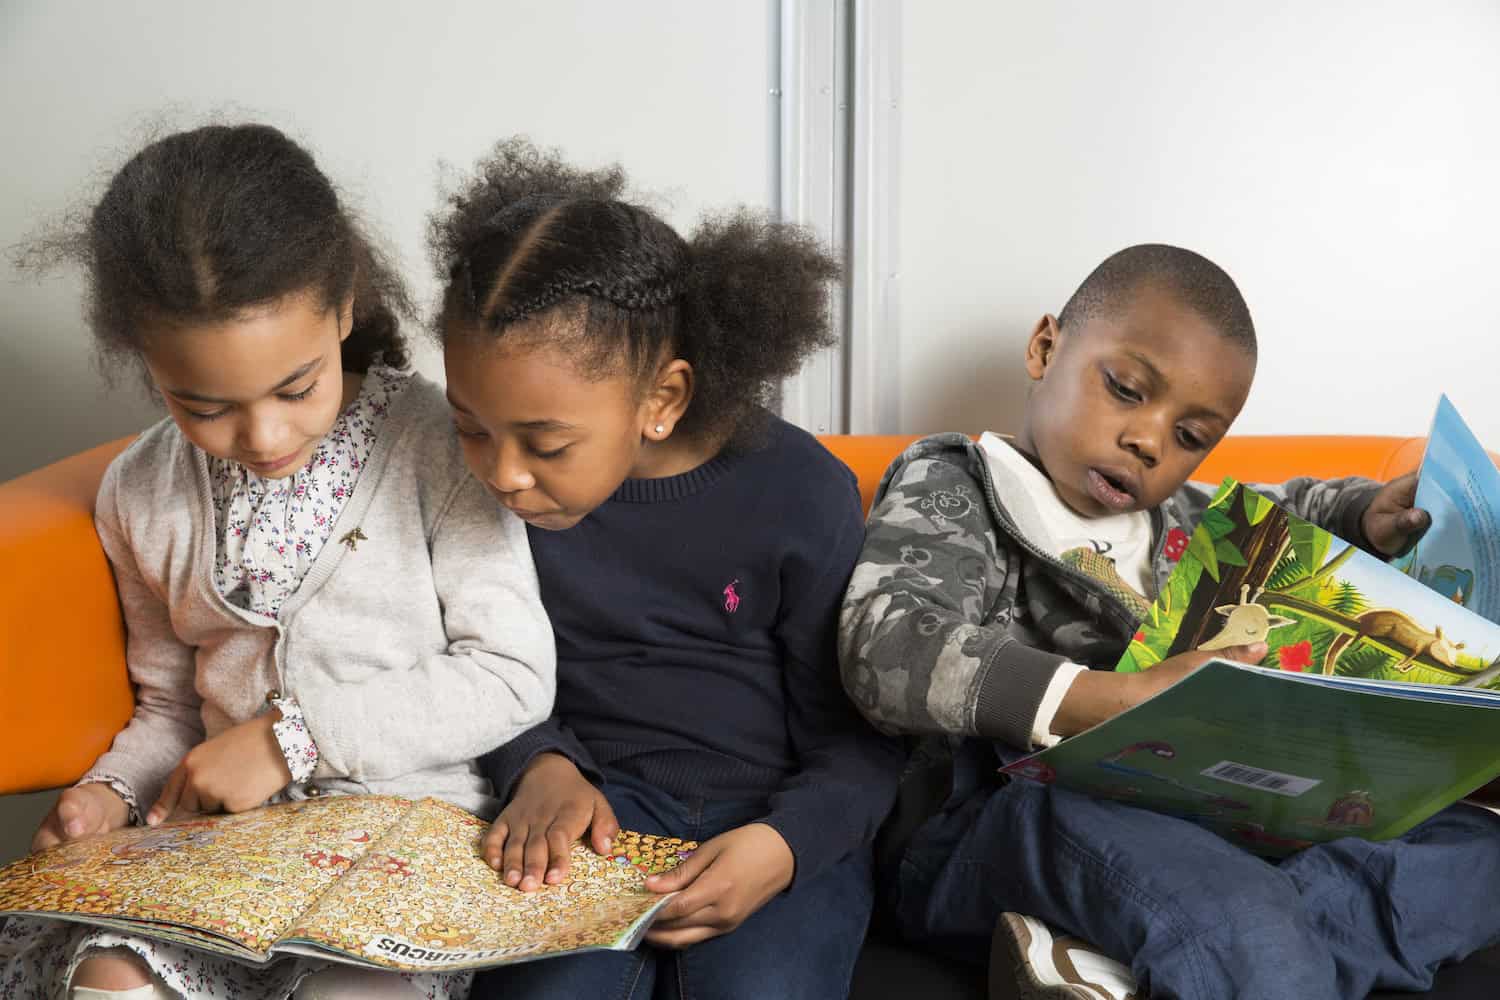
[896,0,1500,441]
[0,0,773,484]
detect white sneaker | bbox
[991,912,1142,1000]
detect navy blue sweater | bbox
[483,415,901,887]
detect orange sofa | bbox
[0,431,1435,795]
[10,430,1500,1000]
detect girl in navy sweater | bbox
[432,138,901,999]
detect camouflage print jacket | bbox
[838,433,1382,820]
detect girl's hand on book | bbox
[484,753,619,892]
[1361,472,1431,557]
[643,821,794,948]
[147,714,292,824]
[31,782,131,852]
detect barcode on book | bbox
[1201,760,1321,797]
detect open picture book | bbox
[0,795,695,971]
[1001,398,1500,857]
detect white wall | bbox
[897,0,1500,443]
[0,0,772,483]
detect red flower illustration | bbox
[1132,629,1145,643]
[1278,639,1313,672]
[1163,528,1190,562]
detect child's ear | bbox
[1024,315,1062,381]
[643,358,695,441]
[336,294,356,343]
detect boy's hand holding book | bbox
[31,782,130,852]
[1361,472,1431,557]
[484,752,619,891]
[1051,643,1268,740]
[643,821,794,948]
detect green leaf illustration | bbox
[1187,529,1220,582]
[1214,539,1248,567]
[1243,489,1273,526]
[1201,507,1235,540]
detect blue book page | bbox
[1393,396,1500,624]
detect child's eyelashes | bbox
[278,381,318,402]
[1104,371,1143,404]
[452,422,489,441]
[1176,428,1208,451]
[179,381,318,421]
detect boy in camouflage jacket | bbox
[840,245,1500,1000]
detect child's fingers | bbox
[588,794,620,856]
[645,916,723,949]
[1388,472,1420,506]
[544,824,576,884]
[520,825,553,891]
[148,768,186,826]
[500,821,530,887]
[482,820,509,870]
[30,814,64,852]
[56,791,97,840]
[646,842,717,897]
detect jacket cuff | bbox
[973,640,1071,749]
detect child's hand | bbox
[31,782,131,852]
[642,822,794,948]
[483,753,618,892]
[148,714,292,824]
[1126,644,1267,707]
[1361,472,1430,557]
[1054,643,1267,737]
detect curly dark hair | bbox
[1058,243,1257,358]
[428,137,840,446]
[17,123,413,380]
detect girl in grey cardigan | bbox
[1,125,555,1000]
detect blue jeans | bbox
[471,769,874,1000]
[889,776,1500,1000]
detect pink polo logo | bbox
[723,579,742,614]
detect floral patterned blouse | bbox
[210,366,406,619]
[205,366,407,783]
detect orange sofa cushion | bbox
[0,432,1436,794]
[819,434,1430,518]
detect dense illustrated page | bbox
[279,797,698,971]
[1002,659,1500,857]
[0,796,414,963]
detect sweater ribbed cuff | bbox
[973,640,1071,750]
[481,724,603,803]
[758,807,846,892]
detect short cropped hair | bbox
[1057,244,1255,356]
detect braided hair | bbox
[18,123,414,382]
[429,137,840,446]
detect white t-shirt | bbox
[978,433,1154,747]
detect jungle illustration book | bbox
[1001,474,1500,857]
[0,795,696,971]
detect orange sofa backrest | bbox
[0,432,1436,794]
[817,433,1431,517]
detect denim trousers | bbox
[889,775,1500,1000]
[471,768,874,1000]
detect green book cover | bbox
[1002,480,1500,857]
